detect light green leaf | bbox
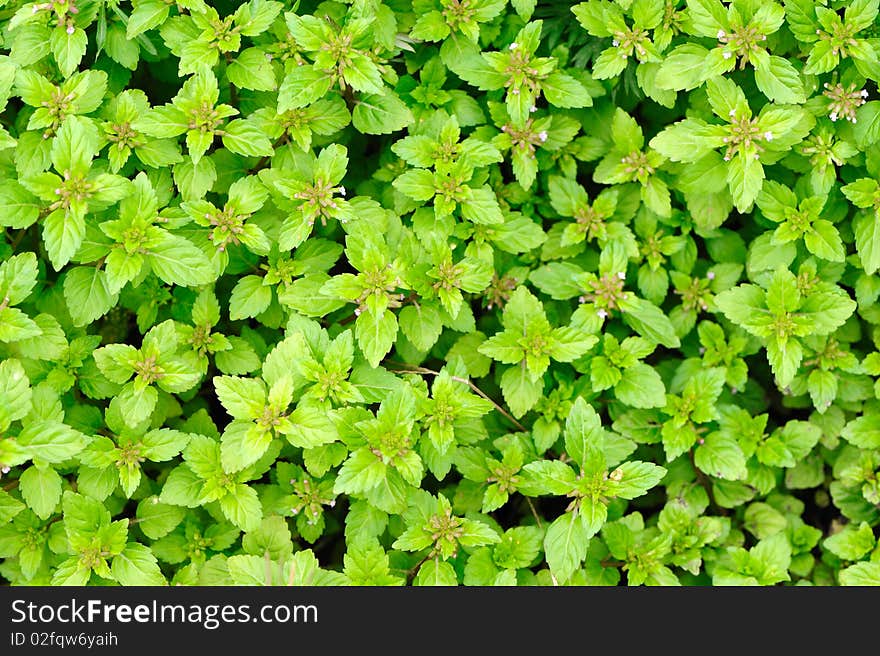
[111,542,167,586]
[544,512,589,583]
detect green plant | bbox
[1,0,879,587]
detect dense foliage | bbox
[1,0,879,587]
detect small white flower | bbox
[54,188,61,195]
[612,39,620,47]
[862,89,869,98]
[538,131,548,142]
[338,185,346,196]
[529,105,537,113]
[717,30,726,39]
[511,88,520,95]
[722,137,729,143]
[509,42,519,50]
[578,295,587,303]
[852,117,858,123]
[597,309,609,319]
[723,155,730,161]
[829,112,838,122]
[67,25,75,35]
[763,131,773,141]
[706,271,716,280]
[728,109,736,117]
[617,271,626,280]
[723,51,732,60]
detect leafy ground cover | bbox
[1,0,879,586]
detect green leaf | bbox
[111,543,167,586]
[352,92,414,135]
[414,559,458,586]
[222,119,275,157]
[51,28,88,78]
[823,521,875,561]
[520,460,577,496]
[541,72,593,108]
[853,211,880,275]
[854,101,880,148]
[694,433,748,480]
[459,186,504,225]
[615,363,667,408]
[804,220,845,262]
[0,359,32,432]
[727,153,765,212]
[562,397,605,473]
[611,461,667,499]
[220,422,272,473]
[285,405,338,448]
[655,44,712,91]
[159,465,204,508]
[117,384,158,427]
[753,54,806,104]
[544,512,589,583]
[398,304,443,352]
[334,448,387,495]
[277,65,334,112]
[227,48,277,91]
[63,266,119,327]
[147,233,214,287]
[714,284,769,334]
[219,483,262,532]
[619,296,680,348]
[19,466,62,520]
[17,421,86,464]
[127,0,170,38]
[229,275,273,320]
[43,209,85,271]
[135,498,186,540]
[839,562,880,586]
[0,307,41,343]
[841,414,880,449]
[500,364,543,418]
[0,182,41,228]
[355,308,397,368]
[765,337,803,387]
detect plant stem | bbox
[250,134,289,173]
[524,496,543,529]
[387,362,527,432]
[405,552,432,585]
